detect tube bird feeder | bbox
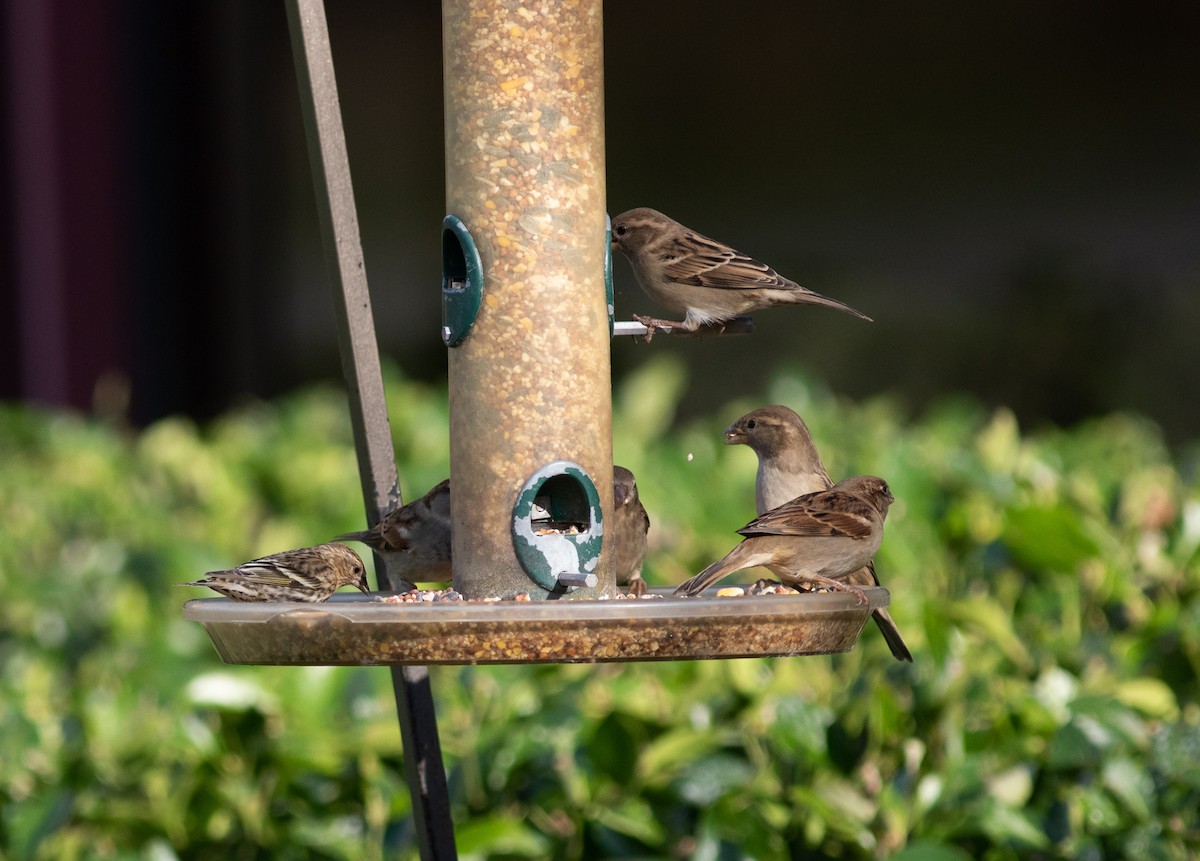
[441,0,613,599]
[186,0,892,665]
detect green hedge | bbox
[2,358,1197,860]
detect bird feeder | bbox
[184,1,893,854]
[186,0,891,665]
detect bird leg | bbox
[631,315,693,343]
[625,577,647,598]
[803,574,869,605]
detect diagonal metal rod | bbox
[283,1,456,858]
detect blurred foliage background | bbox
[4,1,1200,858]
[2,361,1199,859]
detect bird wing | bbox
[230,559,325,590]
[659,232,795,291]
[737,492,876,539]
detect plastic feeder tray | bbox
[184,587,892,666]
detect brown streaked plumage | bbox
[610,207,871,335]
[725,405,912,661]
[613,465,651,596]
[183,543,369,602]
[335,479,452,588]
[674,475,893,604]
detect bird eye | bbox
[615,225,627,236]
[746,419,756,429]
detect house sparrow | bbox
[335,479,452,589]
[337,470,650,594]
[726,405,913,661]
[183,543,369,602]
[613,465,651,596]
[725,405,833,514]
[674,476,893,602]
[610,207,871,336]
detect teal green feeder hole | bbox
[604,213,614,337]
[441,214,483,347]
[511,461,604,592]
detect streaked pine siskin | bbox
[183,543,369,602]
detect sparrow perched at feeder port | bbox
[613,465,651,596]
[674,474,893,601]
[724,405,913,661]
[183,543,369,602]
[610,207,871,336]
[336,469,651,596]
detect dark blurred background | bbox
[3,1,1198,441]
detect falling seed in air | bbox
[686,453,694,462]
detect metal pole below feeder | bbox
[283,1,456,857]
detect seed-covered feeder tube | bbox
[442,0,613,599]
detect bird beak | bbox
[724,426,744,445]
[613,483,629,506]
[356,575,371,594]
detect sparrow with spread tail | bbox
[613,465,651,596]
[610,207,871,336]
[336,479,452,588]
[674,475,893,603]
[337,470,651,596]
[726,405,913,661]
[183,543,369,602]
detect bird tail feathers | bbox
[871,608,913,662]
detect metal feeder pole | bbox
[284,1,455,857]
[442,0,614,599]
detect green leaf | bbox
[455,815,551,858]
[674,754,755,806]
[1102,758,1153,822]
[1153,722,1200,789]
[637,726,722,787]
[887,841,974,861]
[1001,504,1100,572]
[980,802,1051,848]
[1113,677,1179,719]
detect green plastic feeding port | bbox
[441,214,483,347]
[604,213,614,337]
[512,461,603,593]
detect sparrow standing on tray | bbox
[726,405,913,661]
[183,543,369,602]
[674,475,893,602]
[613,465,651,596]
[610,207,871,336]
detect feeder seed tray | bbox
[184,587,891,666]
